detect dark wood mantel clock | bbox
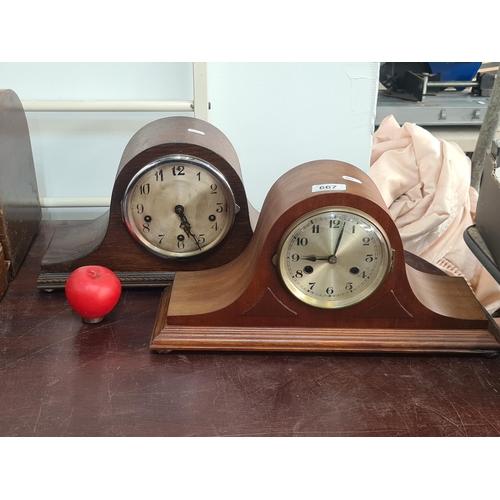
[37,116,254,289]
[0,89,42,299]
[151,160,500,356]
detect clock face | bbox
[122,154,237,259]
[277,207,392,309]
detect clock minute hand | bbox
[332,221,346,257]
[174,205,202,251]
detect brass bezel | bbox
[277,206,392,309]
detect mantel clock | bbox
[37,116,254,289]
[151,160,500,356]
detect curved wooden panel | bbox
[0,89,41,280]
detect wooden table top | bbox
[2,221,500,437]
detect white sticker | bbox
[312,183,346,193]
[342,175,362,184]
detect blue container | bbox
[428,62,482,82]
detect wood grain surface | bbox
[3,222,500,436]
[0,89,41,280]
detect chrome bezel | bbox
[122,154,236,259]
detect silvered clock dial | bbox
[122,154,237,259]
[277,206,392,308]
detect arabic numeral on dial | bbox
[143,222,150,233]
[296,237,308,246]
[211,184,218,194]
[345,282,353,291]
[291,254,300,262]
[198,234,206,245]
[211,222,219,231]
[330,219,340,229]
[136,203,144,214]
[308,282,316,291]
[171,165,185,176]
[326,287,334,295]
[158,234,165,244]
[362,237,370,246]
[295,270,303,279]
[312,224,320,233]
[154,170,164,182]
[365,254,374,262]
[216,203,227,213]
[177,240,185,249]
[139,183,150,195]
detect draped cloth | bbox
[370,115,500,314]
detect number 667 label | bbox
[312,183,346,192]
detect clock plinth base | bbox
[151,325,500,356]
[151,285,500,356]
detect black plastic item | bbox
[464,225,500,285]
[465,142,500,285]
[379,62,431,91]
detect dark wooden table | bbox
[2,222,500,437]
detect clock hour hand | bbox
[299,256,330,262]
[175,205,202,251]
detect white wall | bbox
[0,62,194,219]
[208,62,379,211]
[0,62,379,219]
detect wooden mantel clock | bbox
[151,160,500,356]
[37,116,254,289]
[0,89,42,292]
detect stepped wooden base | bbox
[151,323,500,356]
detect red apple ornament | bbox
[65,266,122,323]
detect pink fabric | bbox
[370,115,500,314]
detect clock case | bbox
[0,89,42,287]
[37,117,254,289]
[152,160,500,356]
